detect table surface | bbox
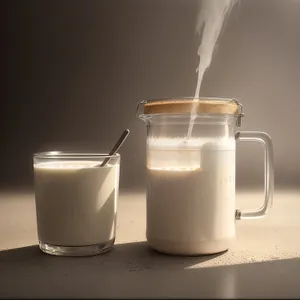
[0,189,300,298]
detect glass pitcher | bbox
[137,97,274,256]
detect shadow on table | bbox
[0,241,299,298]
[0,241,225,270]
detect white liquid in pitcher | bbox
[146,139,236,255]
[34,161,119,246]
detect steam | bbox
[194,0,238,98]
[186,0,238,139]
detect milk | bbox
[146,138,236,255]
[34,161,119,247]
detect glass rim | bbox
[141,113,237,118]
[137,97,242,116]
[143,96,235,103]
[33,151,120,159]
[137,97,244,127]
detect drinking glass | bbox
[33,152,120,256]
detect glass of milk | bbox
[33,152,120,256]
[137,97,274,256]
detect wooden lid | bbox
[143,98,239,115]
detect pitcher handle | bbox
[235,131,274,220]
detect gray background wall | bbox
[2,0,300,190]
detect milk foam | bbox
[34,161,101,169]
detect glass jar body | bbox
[141,114,237,255]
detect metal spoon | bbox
[99,129,130,167]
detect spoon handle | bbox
[100,129,130,167]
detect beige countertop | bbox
[0,189,300,298]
